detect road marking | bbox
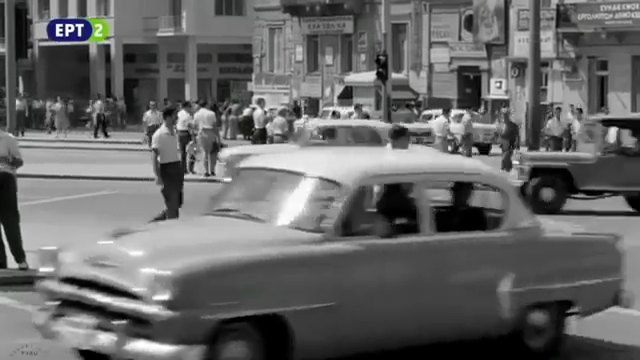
[0,295,37,312]
[20,190,117,206]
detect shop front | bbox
[250,73,291,108]
[558,0,640,114]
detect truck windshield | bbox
[207,169,345,233]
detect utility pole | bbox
[526,0,541,150]
[381,0,392,122]
[5,0,17,134]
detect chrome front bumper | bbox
[33,302,206,360]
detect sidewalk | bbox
[17,163,223,183]
[20,129,143,144]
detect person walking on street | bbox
[228,100,241,140]
[252,98,267,144]
[143,101,163,147]
[271,107,290,143]
[194,100,221,177]
[92,94,109,138]
[116,97,127,129]
[497,107,520,172]
[432,108,452,153]
[15,93,28,137]
[151,106,183,222]
[0,124,28,270]
[544,106,564,151]
[570,107,584,152]
[53,96,70,138]
[460,109,475,157]
[176,101,194,174]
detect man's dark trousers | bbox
[152,162,184,221]
[177,131,191,174]
[94,113,109,138]
[0,172,26,268]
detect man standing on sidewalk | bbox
[176,101,194,174]
[92,94,109,139]
[143,101,163,147]
[252,98,267,144]
[0,124,28,270]
[151,106,183,221]
[15,93,28,137]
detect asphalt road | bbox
[2,150,640,358]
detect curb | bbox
[17,173,223,183]
[19,144,149,152]
[0,270,40,287]
[20,138,142,145]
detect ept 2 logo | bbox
[47,18,110,42]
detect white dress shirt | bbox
[176,109,193,131]
[431,115,450,137]
[253,108,266,129]
[194,108,217,130]
[271,116,289,135]
[0,131,22,175]
[545,117,564,137]
[151,125,180,164]
[143,109,163,126]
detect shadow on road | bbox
[557,210,640,217]
[338,336,640,359]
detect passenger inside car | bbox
[434,182,488,232]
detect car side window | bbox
[348,127,384,145]
[339,182,421,238]
[423,181,506,233]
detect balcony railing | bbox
[157,15,185,35]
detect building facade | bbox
[252,0,508,114]
[1,0,31,93]
[30,0,254,120]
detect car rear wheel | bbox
[209,323,266,360]
[526,176,568,214]
[624,194,640,212]
[476,144,492,155]
[510,304,567,358]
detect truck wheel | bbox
[511,304,567,357]
[477,144,492,155]
[527,176,568,214]
[209,323,266,360]
[624,194,640,213]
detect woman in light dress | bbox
[53,96,70,138]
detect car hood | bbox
[221,143,301,157]
[520,151,596,164]
[57,216,323,290]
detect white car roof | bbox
[304,118,391,129]
[238,147,497,185]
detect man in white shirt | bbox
[570,107,584,151]
[92,94,109,139]
[176,101,194,174]
[460,109,475,157]
[0,125,28,270]
[387,124,410,149]
[544,106,564,151]
[143,101,163,148]
[252,98,267,144]
[15,94,28,137]
[151,106,183,221]
[193,101,220,176]
[431,108,452,153]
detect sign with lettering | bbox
[430,12,460,42]
[573,1,640,27]
[218,66,253,75]
[512,9,556,58]
[301,16,354,35]
[449,42,486,58]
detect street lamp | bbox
[4,0,17,134]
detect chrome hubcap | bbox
[522,309,554,349]
[218,340,253,360]
[539,187,557,203]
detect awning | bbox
[343,71,409,87]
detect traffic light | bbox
[375,52,388,84]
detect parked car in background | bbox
[33,147,631,360]
[513,114,640,214]
[420,109,498,155]
[216,118,392,180]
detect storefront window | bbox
[268,27,284,73]
[540,62,549,103]
[341,35,353,73]
[307,35,320,73]
[391,23,407,73]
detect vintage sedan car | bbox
[514,114,640,214]
[34,147,630,360]
[216,118,392,180]
[420,109,498,155]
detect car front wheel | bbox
[624,194,640,213]
[510,304,567,358]
[209,323,266,360]
[526,176,568,214]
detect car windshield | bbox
[206,169,346,233]
[601,126,640,154]
[291,126,384,145]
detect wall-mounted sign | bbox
[572,1,640,28]
[512,8,556,58]
[490,78,507,96]
[301,16,354,35]
[449,42,486,58]
[219,66,253,75]
[472,0,506,45]
[430,12,460,42]
[325,46,334,66]
[510,64,523,78]
[357,32,368,52]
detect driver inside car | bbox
[375,183,419,234]
[441,182,487,232]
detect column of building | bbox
[87,0,106,97]
[184,36,198,101]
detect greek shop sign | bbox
[574,1,640,27]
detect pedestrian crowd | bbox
[543,104,587,152]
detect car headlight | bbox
[37,246,61,276]
[139,268,174,303]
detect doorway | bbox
[457,66,482,110]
